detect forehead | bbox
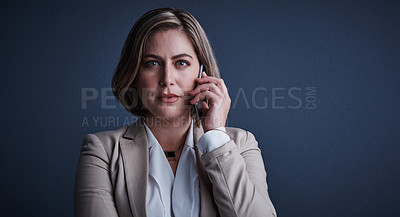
[144,29,196,56]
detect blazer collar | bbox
[121,118,217,217]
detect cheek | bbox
[180,73,198,89]
[135,77,158,100]
[180,81,196,94]
[136,73,159,88]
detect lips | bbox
[158,93,180,103]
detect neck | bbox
[144,115,192,150]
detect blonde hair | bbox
[112,8,220,117]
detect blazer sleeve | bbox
[200,130,277,217]
[74,134,119,217]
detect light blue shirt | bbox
[144,121,230,217]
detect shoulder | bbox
[81,126,129,157]
[90,126,129,143]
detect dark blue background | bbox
[1,0,399,216]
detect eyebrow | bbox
[143,53,193,60]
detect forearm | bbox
[199,132,276,217]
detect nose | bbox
[159,64,175,87]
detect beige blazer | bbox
[74,119,277,217]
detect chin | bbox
[150,108,191,121]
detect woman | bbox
[75,8,277,217]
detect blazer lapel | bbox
[193,125,218,217]
[120,119,148,217]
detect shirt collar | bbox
[143,120,194,149]
[143,122,159,148]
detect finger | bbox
[196,76,228,95]
[219,78,229,95]
[190,82,223,96]
[196,76,219,84]
[190,91,219,105]
[202,100,209,110]
[199,100,209,119]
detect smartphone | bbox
[194,64,204,121]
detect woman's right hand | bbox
[189,72,231,132]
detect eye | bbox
[144,60,160,67]
[175,60,190,67]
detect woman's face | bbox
[135,29,200,121]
